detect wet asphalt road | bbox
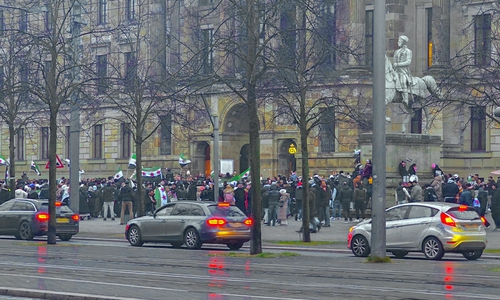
[0,237,500,300]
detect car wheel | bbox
[351,235,370,257]
[422,237,444,260]
[391,251,409,259]
[184,228,202,249]
[19,221,34,240]
[59,234,72,241]
[227,242,244,250]
[170,242,183,248]
[462,249,483,260]
[127,225,144,247]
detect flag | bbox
[179,153,191,167]
[141,167,162,179]
[0,155,8,166]
[155,186,168,207]
[30,161,41,176]
[128,154,136,169]
[114,167,123,180]
[229,167,251,182]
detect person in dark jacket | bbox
[267,186,280,226]
[362,159,373,186]
[308,184,320,233]
[295,185,303,221]
[490,184,500,230]
[101,182,116,220]
[459,183,473,206]
[317,180,332,227]
[261,185,270,224]
[353,183,367,221]
[186,181,197,200]
[442,178,459,203]
[338,182,353,223]
[398,161,409,183]
[234,182,247,214]
[477,184,488,217]
[119,181,134,225]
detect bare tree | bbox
[0,9,43,198]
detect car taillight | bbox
[440,212,456,227]
[207,218,226,226]
[71,214,79,222]
[244,218,253,226]
[218,203,230,207]
[55,202,62,207]
[36,213,49,221]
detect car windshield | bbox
[446,206,480,220]
[208,205,246,217]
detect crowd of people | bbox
[1,159,499,232]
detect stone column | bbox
[337,0,366,74]
[429,0,450,74]
[386,0,406,56]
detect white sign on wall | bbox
[220,159,234,175]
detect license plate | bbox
[57,218,69,224]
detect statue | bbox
[385,36,442,133]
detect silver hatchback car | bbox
[125,201,253,250]
[347,202,487,260]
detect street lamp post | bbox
[69,1,85,215]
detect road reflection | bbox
[206,252,252,300]
[37,246,47,290]
[443,261,454,299]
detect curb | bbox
[0,287,139,300]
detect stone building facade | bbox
[1,0,500,181]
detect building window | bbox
[474,14,491,67]
[159,115,172,155]
[98,0,108,25]
[41,127,49,159]
[65,126,70,159]
[471,106,486,151]
[93,124,103,159]
[319,2,336,70]
[97,54,107,94]
[0,10,4,34]
[319,108,335,152]
[45,10,52,32]
[121,122,131,158]
[365,9,373,69]
[19,10,28,32]
[16,128,24,161]
[19,62,29,99]
[426,8,432,68]
[279,3,296,67]
[411,109,422,134]
[126,0,136,21]
[124,51,137,90]
[201,28,213,74]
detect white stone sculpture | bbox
[385,36,442,133]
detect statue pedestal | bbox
[357,133,442,205]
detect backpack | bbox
[425,188,437,201]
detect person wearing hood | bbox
[398,161,409,183]
[338,182,353,223]
[362,159,373,186]
[432,163,443,177]
[442,178,459,203]
[278,189,289,225]
[430,175,443,201]
[15,185,28,199]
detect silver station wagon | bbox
[125,201,253,250]
[347,202,487,260]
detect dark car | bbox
[0,198,79,241]
[125,201,253,250]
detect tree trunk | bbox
[300,124,311,242]
[136,140,144,217]
[8,124,15,200]
[47,111,58,245]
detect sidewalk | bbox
[76,214,500,251]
